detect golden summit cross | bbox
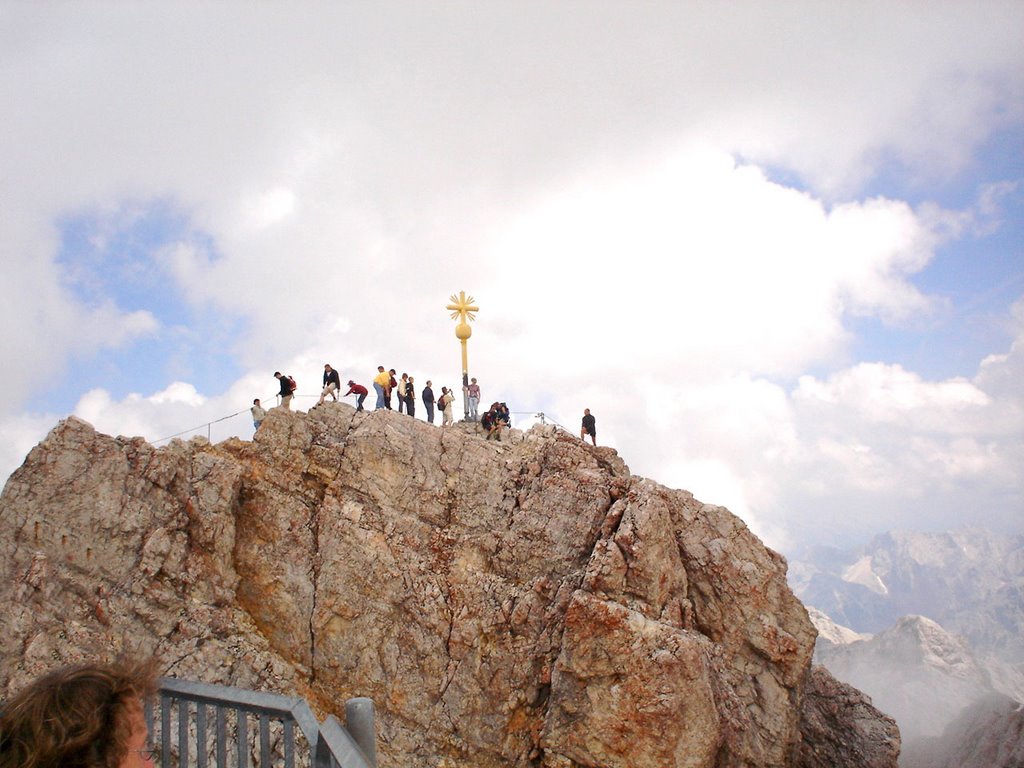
[447,291,479,326]
[446,291,479,420]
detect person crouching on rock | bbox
[345,380,368,411]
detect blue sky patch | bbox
[40,200,246,412]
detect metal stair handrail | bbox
[153,677,377,768]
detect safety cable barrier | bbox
[150,392,572,446]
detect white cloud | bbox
[0,216,162,409]
[480,149,938,381]
[0,3,1021,551]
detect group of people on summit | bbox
[252,365,597,445]
[367,366,462,425]
[256,365,484,429]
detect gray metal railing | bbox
[149,678,377,768]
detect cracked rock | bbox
[0,407,897,767]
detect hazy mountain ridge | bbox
[796,528,1024,764]
[791,527,1024,663]
[901,693,1024,768]
[815,616,993,741]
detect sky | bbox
[1,2,1022,554]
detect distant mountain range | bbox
[790,527,1024,663]
[814,614,994,741]
[811,614,1024,766]
[901,693,1024,768]
[794,527,1024,766]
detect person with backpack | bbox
[436,387,447,424]
[440,387,454,426]
[386,369,398,410]
[481,406,495,438]
[274,371,296,409]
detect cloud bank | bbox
[1,2,1021,551]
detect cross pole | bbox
[446,291,479,420]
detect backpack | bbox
[287,376,297,393]
[437,393,446,409]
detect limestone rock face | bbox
[796,666,901,768]
[0,407,892,767]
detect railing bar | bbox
[216,706,227,768]
[197,702,208,768]
[160,694,172,768]
[317,717,373,768]
[156,680,375,768]
[344,698,377,768]
[314,734,332,768]
[237,708,248,768]
[178,699,190,768]
[284,719,295,768]
[160,678,304,714]
[259,714,271,768]
[288,700,322,747]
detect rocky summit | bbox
[0,405,899,767]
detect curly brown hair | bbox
[0,658,160,768]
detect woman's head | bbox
[1,659,159,768]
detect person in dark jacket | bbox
[385,369,398,410]
[581,408,596,445]
[319,364,342,405]
[274,371,295,409]
[422,381,435,423]
[405,376,416,417]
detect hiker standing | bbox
[373,366,390,409]
[319,364,341,405]
[274,372,296,410]
[397,373,410,414]
[422,381,435,423]
[467,377,481,420]
[441,387,454,426]
[406,376,416,417]
[251,398,267,429]
[581,408,597,446]
[386,369,398,410]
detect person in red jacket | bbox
[344,380,368,412]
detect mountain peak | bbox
[1,406,899,767]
